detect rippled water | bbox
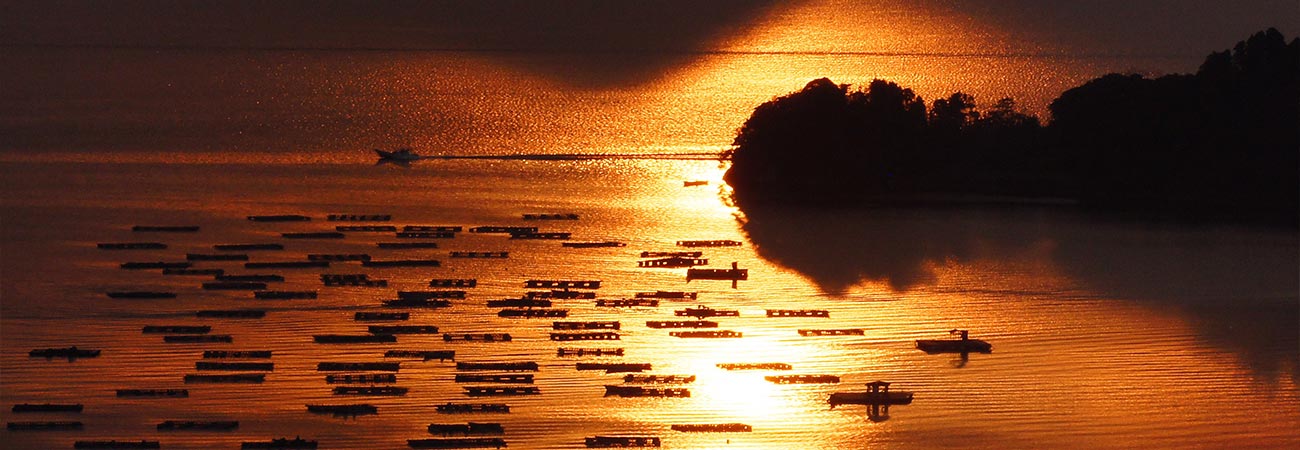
[1,160,1296,449]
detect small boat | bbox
[670,330,742,338]
[522,213,579,220]
[671,423,751,433]
[98,242,167,250]
[6,421,83,430]
[798,328,864,336]
[561,241,626,248]
[29,347,101,360]
[405,225,463,232]
[524,280,600,289]
[334,386,408,396]
[450,251,508,258]
[240,436,318,449]
[120,261,190,270]
[195,362,273,371]
[454,374,533,384]
[308,253,371,261]
[682,180,709,187]
[187,253,248,261]
[555,348,623,357]
[443,333,512,342]
[509,232,571,240]
[622,374,694,384]
[362,259,440,267]
[487,298,551,308]
[637,257,707,268]
[674,305,738,318]
[675,240,741,247]
[75,440,161,449]
[376,148,422,162]
[552,321,619,330]
[429,279,477,288]
[357,312,409,321]
[634,290,698,300]
[765,374,840,384]
[525,290,595,299]
[398,290,466,300]
[915,329,992,354]
[584,436,660,448]
[828,381,913,407]
[116,389,188,398]
[407,437,508,449]
[498,308,568,318]
[164,335,233,343]
[549,332,620,341]
[604,385,689,397]
[313,334,397,344]
[106,291,176,299]
[328,213,391,221]
[717,363,791,371]
[142,325,210,334]
[196,309,266,318]
[335,225,397,232]
[576,363,650,373]
[316,362,400,372]
[426,422,505,436]
[156,420,239,431]
[214,243,284,251]
[456,362,538,372]
[435,403,510,414]
[325,374,397,384]
[184,374,265,383]
[379,242,441,248]
[281,232,345,239]
[638,251,702,258]
[306,404,377,416]
[132,225,199,232]
[202,350,272,359]
[766,309,829,318]
[368,325,439,334]
[463,386,539,396]
[645,320,717,329]
[595,299,658,307]
[203,281,267,290]
[11,403,83,413]
[247,215,311,222]
[469,226,536,234]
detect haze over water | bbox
[2,1,1298,449]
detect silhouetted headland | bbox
[723,29,1299,225]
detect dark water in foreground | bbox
[1,159,1296,449]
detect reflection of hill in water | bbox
[737,205,1299,381]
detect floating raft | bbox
[524,280,600,289]
[163,268,224,276]
[675,306,738,318]
[510,232,571,240]
[325,374,397,384]
[282,232,345,239]
[307,404,379,416]
[646,320,717,329]
[396,231,456,239]
[604,385,689,397]
[550,332,619,341]
[156,420,239,431]
[328,214,391,221]
[456,362,538,372]
[187,253,248,261]
[385,298,452,308]
[400,290,466,300]
[487,298,551,308]
[556,348,623,357]
[562,241,626,248]
[195,361,273,371]
[526,290,595,299]
[426,422,504,436]
[240,437,319,449]
[451,251,508,258]
[308,253,371,261]
[671,423,751,433]
[686,267,748,281]
[369,325,439,334]
[323,278,387,287]
[164,335,232,343]
[670,330,742,338]
[184,374,265,383]
[637,257,707,268]
[454,374,533,384]
[116,389,188,397]
[6,420,83,430]
[639,251,702,258]
[336,225,397,232]
[523,213,578,220]
[464,386,539,396]
[379,242,440,249]
[766,374,840,384]
[623,374,694,384]
[142,325,210,334]
[334,386,408,396]
[197,309,266,318]
[798,328,864,336]
[498,308,567,318]
[584,436,660,448]
[214,243,284,251]
[553,321,619,330]
[683,180,709,187]
[245,261,328,269]
[133,225,199,232]
[75,440,162,449]
[356,312,409,321]
[675,240,740,247]
[766,309,829,318]
[218,274,284,282]
[382,350,451,361]
[11,403,83,413]
[247,215,311,222]
[405,225,463,232]
[408,437,507,449]
[106,291,177,299]
[435,403,510,414]
[255,290,317,300]
[469,226,536,234]
[314,334,397,344]
[576,363,650,373]
[363,259,441,267]
[596,299,658,307]
[320,273,370,282]
[98,242,167,250]
[203,281,267,290]
[717,363,791,371]
[828,391,914,406]
[430,279,477,288]
[443,333,511,342]
[635,291,698,300]
[29,347,101,359]
[121,261,190,270]
[317,362,400,372]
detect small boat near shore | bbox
[915,329,992,354]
